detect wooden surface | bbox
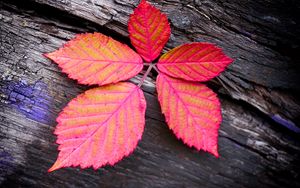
[0,0,299,187]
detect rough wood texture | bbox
[0,0,299,187]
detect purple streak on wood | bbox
[271,114,300,133]
[1,80,53,124]
[0,151,15,181]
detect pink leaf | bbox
[128,0,171,62]
[45,33,143,86]
[156,73,221,157]
[49,82,146,172]
[157,43,233,81]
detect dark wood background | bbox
[0,0,299,187]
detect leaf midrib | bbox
[55,56,142,64]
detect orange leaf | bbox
[45,33,143,86]
[157,43,233,81]
[128,0,171,62]
[49,82,146,172]
[156,74,221,157]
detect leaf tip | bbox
[43,52,52,59]
[227,56,234,64]
[48,160,63,173]
[209,145,219,158]
[140,0,148,5]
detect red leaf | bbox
[156,73,221,157]
[157,43,233,81]
[45,33,143,86]
[128,0,171,62]
[48,82,146,172]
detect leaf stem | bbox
[138,63,154,87]
[153,65,160,73]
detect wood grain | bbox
[0,0,299,187]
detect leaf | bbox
[156,73,221,157]
[48,82,146,172]
[128,0,171,62]
[157,43,233,82]
[44,33,143,86]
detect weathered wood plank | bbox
[0,0,299,187]
[29,0,300,131]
